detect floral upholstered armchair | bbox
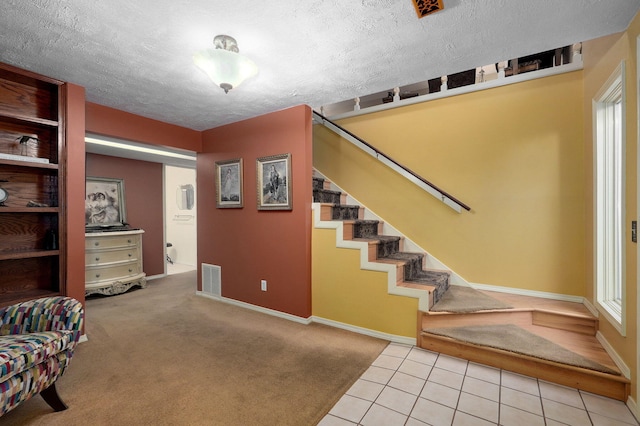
[0,296,84,416]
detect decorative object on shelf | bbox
[85,177,127,229]
[15,135,40,157]
[44,229,57,250]
[215,158,243,208]
[27,200,49,207]
[0,186,7,206]
[193,35,258,94]
[256,153,292,211]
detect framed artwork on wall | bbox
[85,177,127,228]
[216,158,243,208]
[256,153,292,210]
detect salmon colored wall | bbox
[85,102,202,152]
[583,19,639,403]
[312,224,418,338]
[86,153,164,276]
[314,72,586,297]
[65,83,87,305]
[198,105,313,318]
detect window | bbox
[594,61,626,335]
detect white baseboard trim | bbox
[145,274,166,281]
[311,316,415,345]
[595,331,631,379]
[470,282,584,304]
[195,291,413,344]
[195,291,312,325]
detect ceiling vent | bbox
[412,0,444,18]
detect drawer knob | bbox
[95,257,100,261]
[127,239,132,243]
[94,242,99,246]
[128,253,132,257]
[128,269,133,273]
[95,274,100,278]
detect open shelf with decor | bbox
[0,62,66,306]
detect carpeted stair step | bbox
[331,205,361,220]
[312,176,325,190]
[313,188,342,204]
[405,269,450,303]
[352,220,381,238]
[382,252,425,279]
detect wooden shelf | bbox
[0,249,60,261]
[0,111,58,128]
[0,158,58,170]
[0,207,59,213]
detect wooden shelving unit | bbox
[0,62,66,306]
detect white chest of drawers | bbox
[85,229,146,296]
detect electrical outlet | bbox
[261,280,267,291]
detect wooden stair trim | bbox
[421,308,599,336]
[421,307,597,335]
[532,310,598,336]
[418,332,630,401]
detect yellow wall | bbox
[312,226,418,338]
[314,72,586,296]
[583,14,639,403]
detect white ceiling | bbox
[1,0,639,131]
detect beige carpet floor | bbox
[2,271,387,425]
[430,285,513,313]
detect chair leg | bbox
[40,382,68,411]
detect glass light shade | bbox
[194,48,258,93]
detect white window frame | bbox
[593,61,626,336]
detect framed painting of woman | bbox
[215,158,243,208]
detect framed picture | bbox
[216,158,243,208]
[85,177,127,228]
[256,153,292,210]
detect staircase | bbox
[313,175,450,309]
[313,174,631,403]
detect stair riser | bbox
[403,258,424,280]
[532,311,598,336]
[421,310,535,330]
[377,240,399,258]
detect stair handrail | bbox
[312,110,471,213]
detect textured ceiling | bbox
[1,0,639,131]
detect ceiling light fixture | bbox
[193,35,258,94]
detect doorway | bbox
[165,165,197,274]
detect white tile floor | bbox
[319,343,639,426]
